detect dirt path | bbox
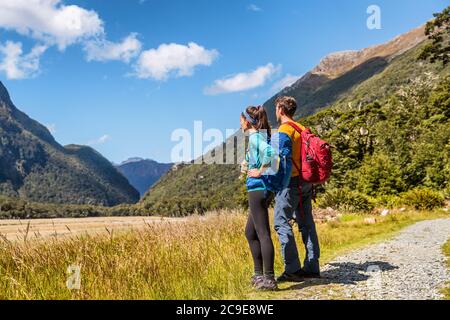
[0,216,186,242]
[282,218,450,300]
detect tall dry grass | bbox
[0,211,252,299]
[0,209,447,299]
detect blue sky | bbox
[0,0,447,163]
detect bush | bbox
[317,188,374,213]
[399,188,445,210]
[234,182,249,210]
[444,183,450,200]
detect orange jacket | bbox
[278,121,306,178]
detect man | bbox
[274,96,321,282]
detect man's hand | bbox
[247,169,262,178]
[240,160,248,174]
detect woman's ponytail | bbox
[244,105,271,138]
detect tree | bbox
[356,153,406,196]
[419,6,450,65]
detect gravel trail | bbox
[284,218,450,300]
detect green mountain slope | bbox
[140,26,449,217]
[140,163,240,216]
[0,82,140,206]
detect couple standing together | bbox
[240,96,320,291]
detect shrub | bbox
[444,183,450,200]
[234,182,249,210]
[399,188,445,210]
[372,194,402,209]
[317,188,374,213]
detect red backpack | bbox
[285,122,333,185]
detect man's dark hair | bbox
[275,96,297,117]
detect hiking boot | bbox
[256,275,278,291]
[276,270,305,283]
[298,269,321,279]
[250,275,264,287]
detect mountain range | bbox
[0,82,140,206]
[116,158,173,196]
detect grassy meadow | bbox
[0,209,448,300]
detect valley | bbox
[1,20,448,219]
[0,1,448,304]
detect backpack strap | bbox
[283,122,306,219]
[285,121,306,134]
[284,121,303,175]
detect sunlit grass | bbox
[0,209,447,300]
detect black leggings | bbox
[245,190,275,276]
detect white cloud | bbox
[0,1,217,81]
[88,134,111,146]
[0,0,143,78]
[0,0,104,50]
[247,4,262,12]
[204,63,280,95]
[271,74,299,93]
[134,42,219,80]
[84,33,142,63]
[0,41,47,79]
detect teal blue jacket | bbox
[245,131,274,192]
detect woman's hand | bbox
[247,169,262,178]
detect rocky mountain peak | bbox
[311,25,426,78]
[0,81,13,107]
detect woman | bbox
[240,105,277,291]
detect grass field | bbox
[0,216,185,242]
[0,209,448,300]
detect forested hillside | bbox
[0,82,140,206]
